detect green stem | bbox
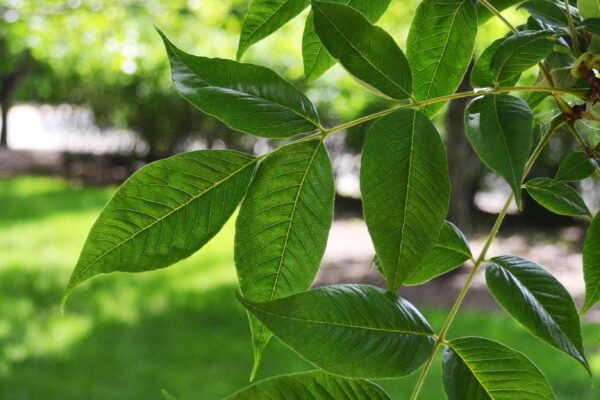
[409,119,564,400]
[564,0,581,57]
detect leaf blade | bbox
[583,212,600,313]
[555,152,598,181]
[525,177,591,217]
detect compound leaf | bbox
[302,0,392,83]
[64,150,257,305]
[235,139,334,376]
[361,110,449,291]
[226,371,391,400]
[160,30,320,138]
[237,0,309,60]
[583,212,600,313]
[486,256,590,374]
[465,94,533,208]
[239,284,435,378]
[525,177,591,217]
[443,337,556,400]
[406,0,478,115]
[555,152,598,181]
[311,0,413,100]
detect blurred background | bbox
[1,0,599,398]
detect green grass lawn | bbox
[1,176,599,399]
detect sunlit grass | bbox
[1,176,599,399]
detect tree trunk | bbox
[0,51,33,149]
[1,98,9,148]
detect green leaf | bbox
[311,0,413,100]
[477,0,523,24]
[491,31,554,85]
[159,30,320,138]
[302,0,392,83]
[471,38,520,88]
[237,0,309,60]
[555,152,598,181]
[519,0,577,28]
[63,150,257,305]
[406,0,478,115]
[579,0,600,19]
[235,139,334,376]
[583,212,600,313]
[361,110,450,291]
[582,18,600,35]
[465,94,533,208]
[226,371,392,399]
[405,221,472,285]
[486,256,590,374]
[238,284,435,378]
[443,337,556,400]
[525,177,591,217]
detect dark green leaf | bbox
[361,110,449,291]
[583,212,600,313]
[406,0,478,115]
[63,150,257,305]
[582,18,600,35]
[519,0,578,28]
[556,152,598,181]
[486,256,590,374]
[311,0,413,100]
[226,371,391,399]
[443,337,556,400]
[465,95,533,208]
[525,177,591,217]
[237,0,309,60]
[471,38,520,88]
[491,31,554,85]
[405,221,472,285]
[238,284,435,378]
[235,139,334,375]
[302,0,392,83]
[159,30,320,138]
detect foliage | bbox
[63,0,600,399]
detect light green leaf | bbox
[406,0,478,115]
[405,221,472,285]
[491,31,554,85]
[486,256,590,374]
[465,94,533,208]
[226,371,391,399]
[579,0,600,19]
[556,152,598,181]
[237,0,309,60]
[235,139,334,377]
[443,336,556,400]
[361,110,449,291]
[583,212,600,313]
[525,177,591,217]
[471,38,519,88]
[63,150,257,305]
[302,0,392,83]
[238,284,435,378]
[311,0,413,100]
[159,30,320,138]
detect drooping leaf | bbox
[406,0,478,115]
[471,38,520,88]
[525,177,591,217]
[159,30,320,138]
[226,371,391,400]
[465,95,533,207]
[491,31,554,85]
[237,0,309,60]
[361,110,449,291]
[582,212,600,313]
[443,337,556,400]
[63,150,257,305]
[579,0,600,19]
[519,0,579,28]
[486,256,590,374]
[235,139,334,375]
[302,0,392,83]
[238,284,436,378]
[311,0,413,100]
[555,152,598,181]
[405,221,472,285]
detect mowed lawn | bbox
[1,176,599,399]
